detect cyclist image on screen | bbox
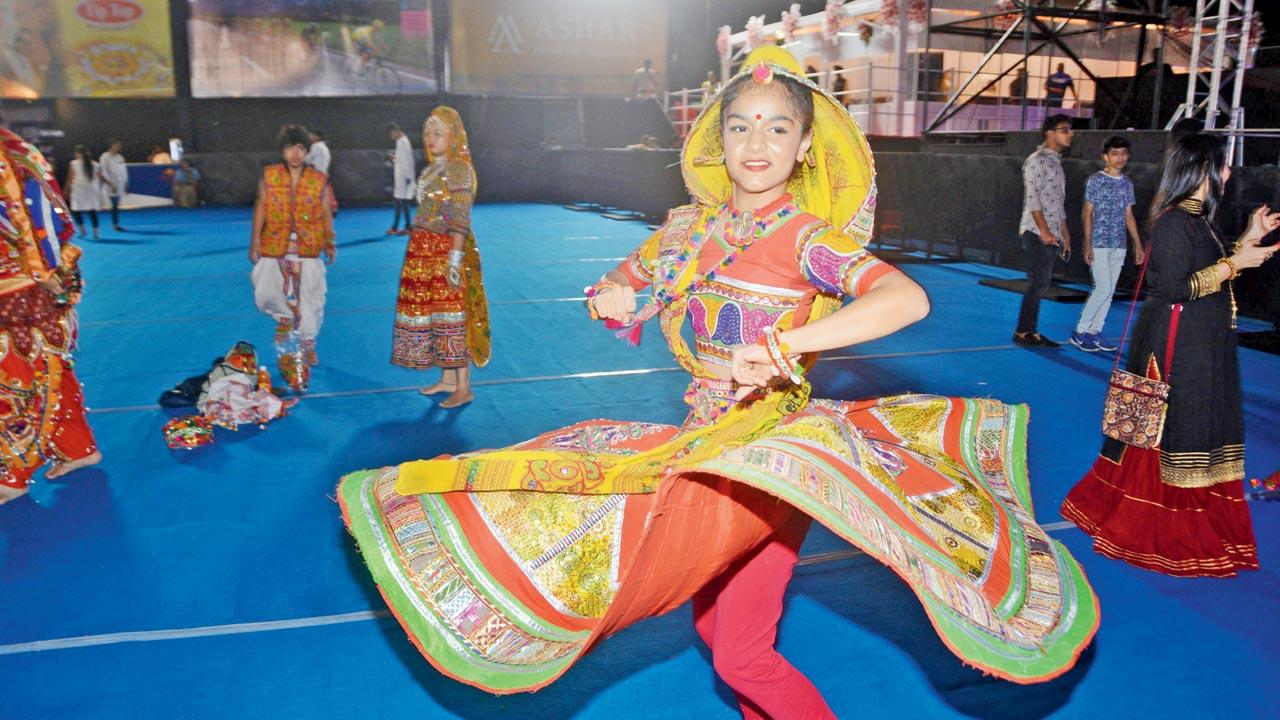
[350,19,388,74]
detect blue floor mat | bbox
[1,205,1275,719]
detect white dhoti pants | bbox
[251,256,327,341]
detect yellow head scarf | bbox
[424,106,477,193]
[681,46,875,234]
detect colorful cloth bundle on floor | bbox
[163,342,293,449]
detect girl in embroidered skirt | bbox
[340,48,1098,714]
[1062,134,1280,577]
[0,128,101,505]
[390,107,490,409]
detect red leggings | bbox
[692,512,835,720]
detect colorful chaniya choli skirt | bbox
[391,228,490,369]
[338,389,1099,692]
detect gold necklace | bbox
[1177,197,1204,215]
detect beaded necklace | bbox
[653,199,795,306]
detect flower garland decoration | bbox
[907,0,928,35]
[782,3,801,44]
[881,0,899,27]
[824,0,845,46]
[745,15,766,51]
[993,0,1019,31]
[716,25,731,59]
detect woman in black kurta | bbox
[1063,133,1280,577]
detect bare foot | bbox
[46,450,103,479]
[0,485,28,505]
[419,382,456,396]
[439,389,473,409]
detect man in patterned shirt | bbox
[1014,114,1073,347]
[1070,136,1145,352]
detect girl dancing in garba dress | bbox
[341,48,1098,716]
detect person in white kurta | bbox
[97,140,128,231]
[387,123,415,235]
[306,129,338,216]
[66,145,100,239]
[305,131,331,174]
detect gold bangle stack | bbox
[1217,257,1238,281]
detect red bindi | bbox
[755,114,762,120]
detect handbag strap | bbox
[1163,303,1182,379]
[1111,249,1152,371]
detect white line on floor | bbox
[86,344,1018,415]
[0,610,389,656]
[0,521,1080,656]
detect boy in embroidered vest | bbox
[249,125,336,366]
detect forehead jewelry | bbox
[751,63,774,85]
[424,116,448,134]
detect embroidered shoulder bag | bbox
[1101,252,1182,449]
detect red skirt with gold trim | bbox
[1062,446,1258,578]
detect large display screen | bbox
[451,0,667,96]
[188,0,435,98]
[0,0,175,98]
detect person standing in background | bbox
[249,125,336,367]
[632,58,658,99]
[66,145,100,240]
[97,139,128,232]
[307,128,338,216]
[305,128,331,174]
[1013,114,1073,347]
[1071,136,1144,352]
[1045,63,1076,108]
[387,123,414,236]
[172,158,201,209]
[1062,134,1280,577]
[1009,68,1027,102]
[391,107,489,409]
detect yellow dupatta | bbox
[427,106,491,367]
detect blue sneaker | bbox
[1093,334,1118,352]
[1070,332,1100,352]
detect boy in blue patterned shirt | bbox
[1071,136,1145,352]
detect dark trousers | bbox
[1016,231,1059,334]
[108,196,121,227]
[72,209,99,229]
[391,198,413,229]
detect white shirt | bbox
[306,141,331,175]
[392,135,414,199]
[98,151,128,196]
[68,159,101,212]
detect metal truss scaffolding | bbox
[923,1,1169,134]
[1168,0,1256,163]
